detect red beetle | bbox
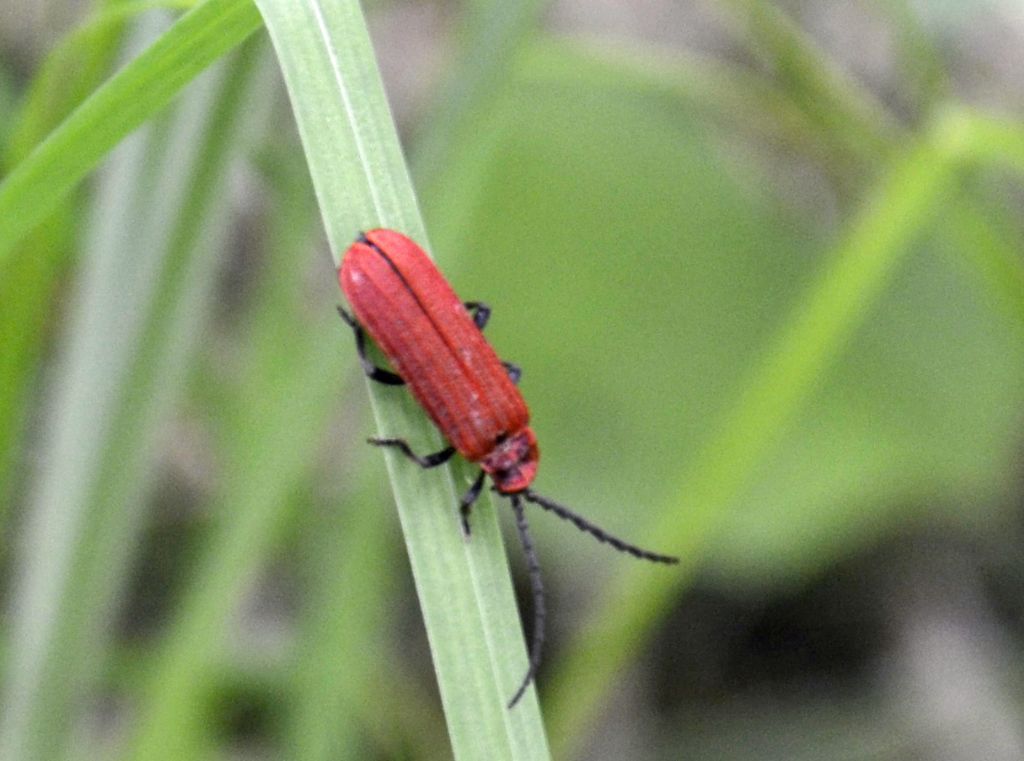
[339,229,677,707]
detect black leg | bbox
[368,437,455,468]
[462,302,521,384]
[337,306,405,386]
[522,490,679,564]
[458,470,487,536]
[502,361,522,385]
[464,301,490,330]
[507,494,545,709]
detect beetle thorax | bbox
[481,428,539,493]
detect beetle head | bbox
[481,428,539,493]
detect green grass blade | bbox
[939,110,1024,330]
[254,1,551,757]
[121,304,353,761]
[718,0,1024,331]
[411,0,547,192]
[117,112,355,760]
[286,457,395,761]
[245,142,402,761]
[0,1,226,506]
[0,3,134,507]
[518,36,839,174]
[721,0,899,166]
[0,0,261,264]
[3,0,193,169]
[546,111,981,757]
[948,109,1024,172]
[865,0,952,114]
[0,24,266,761]
[0,219,72,513]
[948,202,1024,331]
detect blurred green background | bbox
[2,0,1024,759]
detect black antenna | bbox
[507,494,546,708]
[522,489,679,565]
[503,489,678,707]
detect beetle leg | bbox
[461,303,521,384]
[458,470,487,536]
[368,437,455,468]
[463,301,490,330]
[337,306,405,385]
[502,361,522,385]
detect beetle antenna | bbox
[507,494,546,709]
[522,489,679,564]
